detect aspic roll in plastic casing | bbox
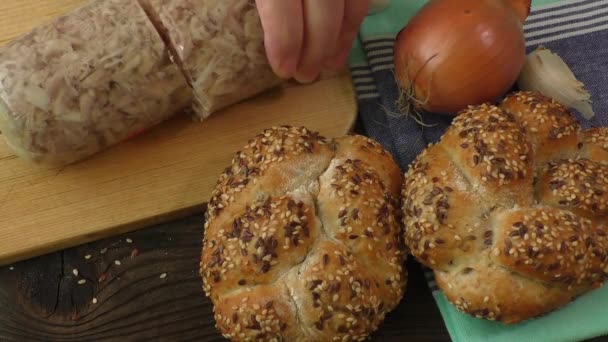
[138,0,282,120]
[0,0,191,165]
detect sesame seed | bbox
[126,238,133,243]
[78,279,86,285]
[114,260,121,266]
[100,248,108,254]
[84,254,92,260]
[160,273,167,279]
[72,269,79,277]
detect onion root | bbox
[395,55,438,127]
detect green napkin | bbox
[348,1,608,342]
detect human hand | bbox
[255,0,370,83]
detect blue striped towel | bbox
[348,0,608,341]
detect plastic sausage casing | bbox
[138,0,282,120]
[0,0,191,165]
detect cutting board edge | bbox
[0,100,358,267]
[0,204,205,266]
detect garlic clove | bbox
[517,46,594,119]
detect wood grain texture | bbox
[0,0,357,266]
[0,213,452,342]
[0,0,83,46]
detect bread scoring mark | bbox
[317,152,405,296]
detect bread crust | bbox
[403,91,608,324]
[201,126,406,341]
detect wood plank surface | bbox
[0,0,357,266]
[0,213,452,342]
[0,0,84,46]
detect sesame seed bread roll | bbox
[201,126,406,341]
[402,91,608,324]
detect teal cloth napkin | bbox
[348,1,608,341]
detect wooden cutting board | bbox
[0,0,357,266]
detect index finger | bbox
[326,0,370,69]
[255,0,304,79]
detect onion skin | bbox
[509,0,532,23]
[394,0,528,115]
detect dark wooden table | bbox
[0,212,450,341]
[3,213,605,342]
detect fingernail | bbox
[274,56,298,79]
[294,69,320,84]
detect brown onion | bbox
[394,0,530,116]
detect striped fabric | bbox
[350,37,395,101]
[525,0,608,45]
[350,1,608,340]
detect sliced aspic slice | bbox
[138,0,283,120]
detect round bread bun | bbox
[200,126,407,341]
[402,91,608,324]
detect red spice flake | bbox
[130,248,139,258]
[71,313,81,321]
[98,273,107,283]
